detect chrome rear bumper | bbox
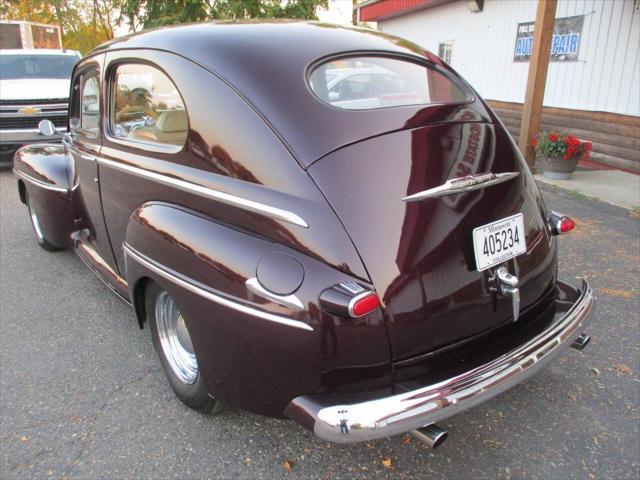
[286,279,594,443]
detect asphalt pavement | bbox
[1,169,638,479]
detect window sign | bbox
[514,15,584,62]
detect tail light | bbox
[320,282,380,318]
[549,211,576,235]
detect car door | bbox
[66,56,119,273]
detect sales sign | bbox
[514,15,584,62]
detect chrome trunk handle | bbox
[402,172,519,202]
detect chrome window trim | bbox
[402,172,520,202]
[245,277,304,310]
[98,157,309,228]
[123,243,313,332]
[13,169,68,193]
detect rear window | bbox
[308,56,469,110]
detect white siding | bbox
[378,0,640,116]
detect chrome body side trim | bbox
[98,157,309,228]
[73,231,130,304]
[245,277,304,310]
[402,172,519,202]
[13,169,69,193]
[290,279,593,443]
[124,243,313,332]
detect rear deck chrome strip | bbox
[97,157,309,228]
[245,277,304,310]
[124,243,313,332]
[402,172,519,202]
[13,169,69,193]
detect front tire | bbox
[145,282,223,414]
[26,192,62,252]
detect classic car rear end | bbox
[12,22,593,447]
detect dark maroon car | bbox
[12,22,593,447]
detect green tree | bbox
[118,0,329,31]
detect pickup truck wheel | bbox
[26,192,62,252]
[146,282,223,415]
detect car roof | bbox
[89,21,456,166]
[0,49,80,56]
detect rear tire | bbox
[26,192,62,252]
[145,282,223,415]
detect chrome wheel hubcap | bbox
[30,208,44,241]
[155,292,198,384]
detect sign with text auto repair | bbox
[514,15,584,62]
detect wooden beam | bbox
[518,0,558,169]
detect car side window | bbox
[110,63,188,149]
[81,76,100,132]
[70,70,100,135]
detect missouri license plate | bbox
[473,213,526,271]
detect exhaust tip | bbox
[571,333,591,351]
[410,424,448,449]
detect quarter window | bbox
[309,56,468,110]
[81,75,100,132]
[70,71,100,135]
[110,64,187,149]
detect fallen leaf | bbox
[19,436,29,443]
[283,460,293,472]
[244,457,252,465]
[591,367,600,376]
[382,457,393,469]
[401,435,412,445]
[612,362,634,376]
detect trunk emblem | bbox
[402,172,519,202]
[493,266,520,322]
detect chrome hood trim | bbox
[402,172,519,202]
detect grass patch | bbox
[568,190,599,202]
[631,207,640,219]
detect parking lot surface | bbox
[1,169,638,479]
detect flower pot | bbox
[539,155,579,180]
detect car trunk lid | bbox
[308,121,557,361]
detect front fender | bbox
[123,202,392,417]
[13,144,77,249]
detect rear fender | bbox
[123,202,392,416]
[13,144,78,249]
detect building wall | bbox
[378,0,640,117]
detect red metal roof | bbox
[358,0,455,22]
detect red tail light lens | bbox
[349,293,380,317]
[549,211,576,235]
[560,217,575,233]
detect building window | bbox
[438,41,454,65]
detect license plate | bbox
[473,214,526,271]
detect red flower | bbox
[564,135,580,148]
[549,133,558,142]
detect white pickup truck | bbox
[0,49,80,165]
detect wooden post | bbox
[518,0,558,169]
